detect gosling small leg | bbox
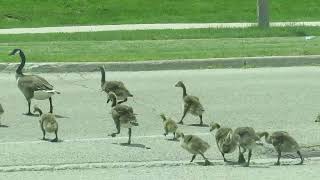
[178,106,189,124]
[128,128,132,144]
[244,150,252,167]
[107,98,110,103]
[296,151,304,165]
[221,152,228,162]
[110,121,120,137]
[275,150,281,166]
[199,152,210,166]
[190,154,196,162]
[238,147,246,164]
[199,115,203,125]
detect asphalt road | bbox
[1,67,320,179]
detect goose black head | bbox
[9,49,22,56]
[175,81,184,87]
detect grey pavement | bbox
[1,22,320,34]
[1,67,320,179]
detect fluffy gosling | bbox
[259,131,304,165]
[210,123,238,162]
[176,131,210,165]
[160,113,178,140]
[33,106,58,142]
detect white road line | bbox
[0,133,211,145]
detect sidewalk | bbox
[1,22,320,34]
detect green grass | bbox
[1,37,319,62]
[0,27,319,43]
[0,0,320,28]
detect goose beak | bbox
[9,52,15,56]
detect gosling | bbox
[175,81,205,125]
[33,106,58,142]
[160,113,178,140]
[210,123,237,162]
[233,127,262,167]
[259,131,304,165]
[108,92,138,144]
[176,131,210,165]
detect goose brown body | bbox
[99,66,133,104]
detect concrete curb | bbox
[1,55,320,73]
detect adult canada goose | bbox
[0,103,4,125]
[209,123,237,162]
[9,49,60,115]
[33,106,58,142]
[99,66,133,104]
[176,132,210,165]
[174,81,204,125]
[259,131,304,165]
[160,113,178,140]
[108,92,138,144]
[233,127,262,167]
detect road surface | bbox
[0,67,320,179]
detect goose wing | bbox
[19,75,53,91]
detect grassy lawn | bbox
[1,37,319,62]
[0,0,320,28]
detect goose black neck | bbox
[16,50,26,75]
[111,96,117,107]
[181,83,187,97]
[35,108,43,116]
[99,67,105,83]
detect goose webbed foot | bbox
[163,133,167,136]
[238,154,246,164]
[42,137,48,141]
[204,159,211,166]
[177,121,183,125]
[274,162,280,166]
[51,138,58,142]
[243,162,250,167]
[109,133,118,137]
[24,112,36,116]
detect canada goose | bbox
[259,131,304,165]
[108,92,138,144]
[160,113,178,140]
[99,66,133,104]
[233,127,262,167]
[176,131,210,165]
[0,103,4,125]
[9,49,60,116]
[33,106,58,142]
[174,81,204,125]
[209,123,237,162]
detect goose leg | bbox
[173,132,177,140]
[238,147,246,164]
[221,152,228,162]
[49,97,53,113]
[296,151,304,165]
[163,127,168,136]
[199,115,203,125]
[51,129,58,142]
[244,150,252,167]
[128,128,132,144]
[24,99,34,116]
[110,120,120,137]
[190,154,196,162]
[199,152,210,166]
[118,98,128,104]
[107,98,110,103]
[178,105,190,124]
[275,150,281,165]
